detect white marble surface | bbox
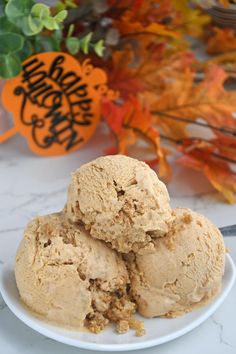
[0,128,236,354]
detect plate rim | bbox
[0,254,235,352]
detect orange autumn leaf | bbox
[178,136,236,164]
[108,0,175,33]
[148,64,236,201]
[119,20,178,39]
[196,65,236,129]
[178,143,236,203]
[111,0,177,34]
[219,0,230,7]
[210,136,236,161]
[108,0,145,10]
[151,68,194,140]
[143,23,179,38]
[102,97,171,180]
[206,28,236,55]
[110,46,195,99]
[151,65,236,142]
[117,8,179,39]
[135,50,196,94]
[112,0,210,40]
[125,96,171,180]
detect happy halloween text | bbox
[14,55,94,150]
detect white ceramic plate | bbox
[0,254,235,352]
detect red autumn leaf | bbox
[210,136,236,162]
[101,98,136,154]
[108,48,144,99]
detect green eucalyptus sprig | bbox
[0,0,105,79]
[5,1,67,35]
[65,25,105,57]
[0,0,67,78]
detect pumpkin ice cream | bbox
[129,208,225,318]
[14,155,227,336]
[65,155,172,253]
[15,213,136,333]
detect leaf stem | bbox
[159,134,236,164]
[152,111,236,137]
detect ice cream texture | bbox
[14,155,226,335]
[15,213,136,332]
[129,208,225,318]
[65,155,172,253]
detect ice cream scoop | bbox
[129,208,226,318]
[65,155,172,253]
[15,213,135,333]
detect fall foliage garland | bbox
[90,0,236,203]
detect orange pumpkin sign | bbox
[1,52,112,156]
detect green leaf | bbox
[0,1,5,17]
[18,39,33,61]
[5,0,33,19]
[34,34,61,53]
[21,17,34,36]
[55,2,66,12]
[94,39,105,57]
[0,33,24,55]
[54,10,67,23]
[34,35,46,53]
[66,37,80,55]
[52,29,62,42]
[55,0,77,11]
[43,17,59,30]
[0,17,19,34]
[22,16,43,36]
[65,0,77,9]
[67,24,74,38]
[51,32,62,51]
[28,14,43,34]
[31,3,50,19]
[80,32,93,54]
[0,53,22,78]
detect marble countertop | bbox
[0,130,236,354]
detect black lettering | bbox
[66,130,84,150]
[74,113,93,126]
[67,83,88,98]
[49,55,65,83]
[16,54,96,152]
[41,91,62,109]
[22,58,44,82]
[32,82,53,101]
[71,98,92,111]
[60,72,82,93]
